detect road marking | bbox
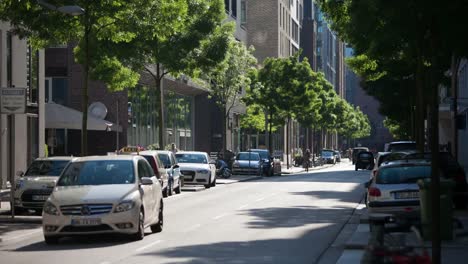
[255,197,265,202]
[2,229,42,242]
[238,204,249,209]
[135,240,162,252]
[213,213,228,220]
[99,262,111,264]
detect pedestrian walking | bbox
[170,143,178,154]
[303,149,311,172]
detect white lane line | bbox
[2,229,42,242]
[99,262,111,264]
[135,240,162,252]
[213,213,228,220]
[238,204,249,209]
[255,197,265,202]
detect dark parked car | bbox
[352,147,369,164]
[404,152,467,209]
[321,149,336,164]
[355,151,375,171]
[248,149,273,176]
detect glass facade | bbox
[127,86,193,151]
[165,91,193,151]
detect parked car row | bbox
[361,141,467,222]
[12,148,222,244]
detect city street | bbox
[0,161,370,264]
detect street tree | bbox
[0,0,184,155]
[129,0,232,149]
[204,38,257,153]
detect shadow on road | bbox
[11,232,146,252]
[259,169,372,184]
[240,205,354,229]
[139,224,340,264]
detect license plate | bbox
[32,195,49,201]
[71,218,101,226]
[395,192,419,199]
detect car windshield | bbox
[237,153,260,161]
[322,151,334,157]
[175,153,207,164]
[157,153,171,167]
[389,143,416,152]
[25,160,70,176]
[377,165,431,184]
[359,153,373,158]
[57,160,135,186]
[250,150,268,159]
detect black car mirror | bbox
[16,170,24,177]
[364,180,372,189]
[173,164,180,169]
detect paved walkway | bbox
[336,202,468,263]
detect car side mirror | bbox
[140,177,154,185]
[16,171,24,177]
[173,164,180,169]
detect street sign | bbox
[1,88,26,114]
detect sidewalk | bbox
[336,203,468,263]
[281,162,334,174]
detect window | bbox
[225,0,229,13]
[45,78,69,105]
[27,45,39,104]
[241,0,246,23]
[138,160,153,178]
[232,0,237,17]
[7,31,12,87]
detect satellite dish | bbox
[88,102,108,119]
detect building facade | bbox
[245,0,303,162]
[0,22,46,189]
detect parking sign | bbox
[1,88,26,114]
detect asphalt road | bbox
[0,161,371,264]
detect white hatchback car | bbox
[14,157,74,214]
[42,155,163,244]
[175,151,216,188]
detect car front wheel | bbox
[151,200,163,233]
[174,179,181,194]
[205,176,212,189]
[131,209,145,241]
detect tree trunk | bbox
[451,54,460,159]
[429,19,441,264]
[222,104,227,153]
[156,63,165,150]
[286,117,290,169]
[268,111,273,154]
[81,19,90,156]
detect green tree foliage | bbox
[129,0,232,148]
[0,0,184,154]
[204,38,257,151]
[240,104,267,132]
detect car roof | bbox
[34,156,74,161]
[238,151,260,155]
[380,159,430,168]
[72,155,140,162]
[353,147,369,150]
[248,149,268,152]
[388,141,416,144]
[176,151,207,155]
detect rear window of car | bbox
[25,160,70,176]
[142,155,158,173]
[388,143,416,152]
[157,153,171,168]
[58,160,135,186]
[377,165,431,184]
[359,153,372,158]
[237,153,260,161]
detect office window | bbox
[7,31,12,87]
[225,0,229,13]
[45,78,69,105]
[232,0,237,17]
[241,0,246,23]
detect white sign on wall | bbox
[0,88,26,114]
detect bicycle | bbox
[361,213,431,264]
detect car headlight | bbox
[43,201,59,215]
[114,201,135,213]
[196,169,210,174]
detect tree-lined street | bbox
[1,163,369,264]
